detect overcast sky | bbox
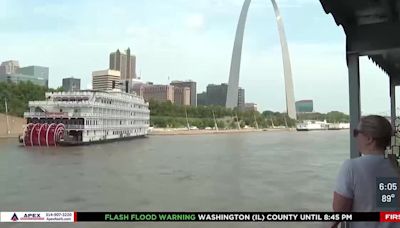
[0,0,396,114]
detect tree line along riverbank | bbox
[0,81,350,131]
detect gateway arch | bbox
[226,0,297,120]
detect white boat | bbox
[296,120,329,131]
[328,123,350,130]
[21,89,150,146]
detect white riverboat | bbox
[328,123,350,130]
[20,89,150,146]
[296,120,329,131]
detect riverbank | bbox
[0,114,24,138]
[148,127,296,136]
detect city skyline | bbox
[0,0,396,114]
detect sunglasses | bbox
[353,129,362,137]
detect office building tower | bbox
[62,77,81,92]
[92,70,121,91]
[170,80,197,106]
[109,48,136,81]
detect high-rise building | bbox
[132,84,174,103]
[0,61,49,88]
[0,73,47,87]
[198,83,245,108]
[109,48,136,81]
[170,80,197,106]
[18,66,49,87]
[245,103,258,112]
[197,92,207,106]
[92,70,121,91]
[62,77,81,92]
[296,100,313,113]
[0,60,19,75]
[174,87,190,106]
[132,83,145,97]
[206,83,228,106]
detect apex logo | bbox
[11,213,18,222]
[23,213,40,218]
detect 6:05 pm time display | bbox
[379,183,398,191]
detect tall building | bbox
[109,48,136,81]
[245,103,258,112]
[132,84,174,103]
[0,60,19,75]
[296,100,313,113]
[0,73,47,87]
[207,83,228,106]
[170,80,197,106]
[174,87,190,106]
[62,77,81,92]
[0,61,49,88]
[197,92,207,106]
[18,66,49,87]
[132,83,145,97]
[198,83,245,108]
[92,70,121,91]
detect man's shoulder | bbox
[342,157,365,171]
[342,158,354,167]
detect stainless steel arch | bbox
[226,0,297,120]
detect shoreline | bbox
[0,134,20,139]
[0,128,296,139]
[148,128,295,136]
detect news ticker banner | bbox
[2,212,400,223]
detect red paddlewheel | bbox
[54,124,65,146]
[23,123,34,147]
[39,124,48,146]
[46,123,57,146]
[24,123,65,147]
[30,123,40,146]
